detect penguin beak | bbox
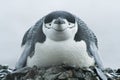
[52,18,67,32]
[54,17,65,24]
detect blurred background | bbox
[0,0,120,68]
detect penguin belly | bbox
[27,39,95,68]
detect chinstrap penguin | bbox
[15,11,107,80]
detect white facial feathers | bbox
[43,18,78,41]
[44,18,75,30]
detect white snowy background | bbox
[0,0,120,68]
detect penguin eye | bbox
[68,22,75,28]
[68,22,73,25]
[49,23,51,26]
[68,23,71,25]
[45,23,52,29]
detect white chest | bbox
[27,39,95,68]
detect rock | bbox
[0,64,120,80]
[116,69,120,74]
[0,65,12,80]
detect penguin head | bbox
[43,11,78,41]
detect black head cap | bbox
[44,11,75,23]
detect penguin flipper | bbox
[88,42,108,80]
[15,42,34,69]
[75,17,103,69]
[15,18,46,69]
[15,26,35,69]
[88,42,104,69]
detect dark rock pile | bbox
[0,65,120,80]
